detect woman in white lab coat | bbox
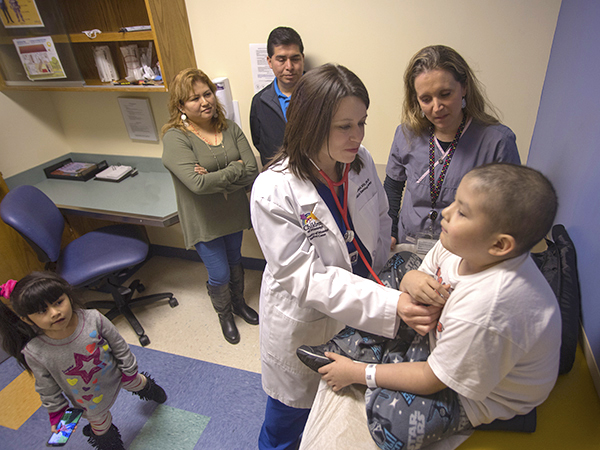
[251,64,425,450]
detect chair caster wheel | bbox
[136,283,146,293]
[169,298,179,308]
[139,335,150,346]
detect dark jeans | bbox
[194,231,243,286]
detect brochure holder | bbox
[44,159,106,181]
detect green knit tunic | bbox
[162,120,258,248]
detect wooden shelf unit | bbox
[0,0,196,92]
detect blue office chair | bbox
[0,184,178,346]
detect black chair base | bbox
[84,274,178,347]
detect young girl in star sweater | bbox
[0,272,167,450]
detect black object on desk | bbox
[44,158,106,182]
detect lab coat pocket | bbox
[266,299,331,374]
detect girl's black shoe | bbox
[132,372,167,403]
[83,424,125,450]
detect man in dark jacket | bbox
[250,27,304,166]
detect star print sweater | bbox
[22,308,138,424]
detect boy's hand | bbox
[400,270,450,308]
[318,353,363,392]
[397,292,442,335]
[51,425,57,434]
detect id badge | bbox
[415,232,438,256]
[416,238,437,255]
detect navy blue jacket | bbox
[250,81,286,166]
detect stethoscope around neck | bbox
[310,159,384,285]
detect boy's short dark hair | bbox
[267,26,304,57]
[466,163,558,254]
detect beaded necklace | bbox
[427,114,467,223]
[187,121,228,170]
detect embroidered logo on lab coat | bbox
[301,211,327,240]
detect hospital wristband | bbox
[365,364,377,388]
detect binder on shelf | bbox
[94,164,134,182]
[44,159,105,181]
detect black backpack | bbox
[531,224,582,375]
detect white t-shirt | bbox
[423,241,561,427]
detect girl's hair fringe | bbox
[0,272,80,372]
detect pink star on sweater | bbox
[65,347,102,384]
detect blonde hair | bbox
[402,45,499,138]
[161,68,228,136]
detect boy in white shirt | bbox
[299,163,561,449]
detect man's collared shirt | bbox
[273,79,291,121]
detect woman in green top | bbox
[162,68,259,344]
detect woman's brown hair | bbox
[268,63,369,184]
[161,68,228,136]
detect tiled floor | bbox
[82,256,263,374]
[0,256,266,449]
[4,255,600,449]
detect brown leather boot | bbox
[229,264,259,325]
[207,282,240,344]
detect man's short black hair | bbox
[267,27,304,57]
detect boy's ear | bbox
[489,233,516,257]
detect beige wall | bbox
[0,0,562,257]
[188,0,562,164]
[0,91,68,177]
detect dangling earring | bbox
[213,110,218,118]
[180,111,189,127]
[461,97,466,109]
[420,110,425,118]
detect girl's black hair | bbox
[0,272,80,372]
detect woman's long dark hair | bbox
[267,63,369,184]
[0,272,80,372]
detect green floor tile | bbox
[129,405,210,450]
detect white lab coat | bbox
[250,146,401,408]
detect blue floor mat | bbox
[0,345,267,449]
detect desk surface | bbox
[6,153,179,227]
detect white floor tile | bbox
[82,256,262,374]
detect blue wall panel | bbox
[528,0,600,366]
